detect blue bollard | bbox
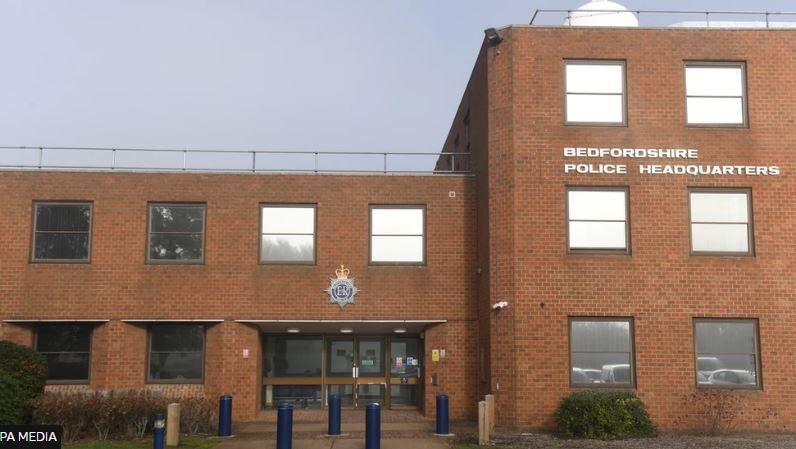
[365,402,380,449]
[277,403,293,449]
[153,413,165,449]
[218,395,233,437]
[435,394,450,435]
[328,394,341,436]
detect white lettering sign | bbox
[563,147,780,176]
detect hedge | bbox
[32,391,217,442]
[556,390,656,440]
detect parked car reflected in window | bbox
[570,318,634,387]
[694,319,760,389]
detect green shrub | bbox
[556,390,656,440]
[0,372,28,425]
[0,340,47,424]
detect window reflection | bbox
[695,320,759,388]
[35,324,92,382]
[148,204,205,261]
[33,203,92,261]
[570,319,634,386]
[263,336,322,377]
[260,206,315,263]
[148,324,204,381]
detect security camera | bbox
[491,301,508,310]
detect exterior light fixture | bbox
[287,328,300,334]
[340,328,353,334]
[393,328,407,334]
[484,28,503,46]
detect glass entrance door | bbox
[264,334,421,410]
[325,337,387,408]
[389,337,422,408]
[356,337,386,407]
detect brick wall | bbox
[0,171,478,420]
[468,26,796,430]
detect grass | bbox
[67,436,220,449]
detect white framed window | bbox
[566,187,629,253]
[260,204,316,264]
[565,60,626,125]
[689,189,753,255]
[694,319,760,389]
[570,318,635,387]
[370,205,425,264]
[685,62,747,126]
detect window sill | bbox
[685,124,748,129]
[564,122,627,128]
[696,385,761,391]
[368,263,427,268]
[30,260,91,264]
[146,380,204,385]
[689,252,755,258]
[570,384,635,389]
[45,380,90,386]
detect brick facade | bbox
[3,23,795,432]
[0,171,477,421]
[442,26,796,431]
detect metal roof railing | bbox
[530,9,796,28]
[0,146,471,175]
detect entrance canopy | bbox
[235,319,445,335]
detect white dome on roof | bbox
[565,0,639,27]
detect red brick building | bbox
[440,5,796,431]
[3,4,796,431]
[0,170,477,421]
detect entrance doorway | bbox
[262,334,422,410]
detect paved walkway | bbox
[215,419,454,449]
[217,437,451,449]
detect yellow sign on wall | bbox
[432,349,440,362]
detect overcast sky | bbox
[0,0,793,154]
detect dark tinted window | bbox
[148,205,205,262]
[263,336,322,377]
[35,324,92,382]
[149,325,204,381]
[33,203,92,261]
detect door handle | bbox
[417,367,421,378]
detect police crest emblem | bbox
[325,265,359,309]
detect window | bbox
[148,204,205,263]
[565,60,626,125]
[148,324,204,382]
[689,189,753,255]
[32,202,92,262]
[263,335,322,377]
[260,205,315,263]
[566,187,629,253]
[570,318,634,387]
[370,206,425,264]
[685,62,747,126]
[35,324,92,383]
[694,319,760,389]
